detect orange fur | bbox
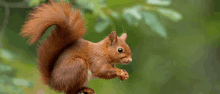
[21,1,132,94]
[21,0,86,91]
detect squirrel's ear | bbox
[109,31,118,45]
[120,33,127,41]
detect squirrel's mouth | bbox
[120,61,130,64]
[120,58,132,64]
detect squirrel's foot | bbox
[79,87,95,94]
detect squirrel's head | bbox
[107,31,132,64]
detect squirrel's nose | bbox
[128,58,132,62]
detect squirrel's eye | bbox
[118,48,123,53]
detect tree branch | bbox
[0,2,10,48]
[0,0,33,8]
[0,0,34,48]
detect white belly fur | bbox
[83,69,97,87]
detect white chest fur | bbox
[83,69,97,86]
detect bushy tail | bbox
[20,0,86,86]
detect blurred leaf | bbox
[0,87,6,94]
[157,8,182,22]
[123,13,136,26]
[123,5,142,26]
[140,11,167,38]
[94,17,110,33]
[123,13,132,25]
[146,0,171,6]
[0,84,23,94]
[123,5,142,20]
[76,0,95,10]
[0,75,23,94]
[76,0,106,14]
[0,63,12,72]
[0,63,13,74]
[93,0,106,14]
[12,78,33,87]
[28,0,45,6]
[99,10,108,19]
[111,11,120,20]
[0,49,15,61]
[0,75,13,86]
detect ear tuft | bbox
[109,31,117,45]
[120,33,127,41]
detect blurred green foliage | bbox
[0,0,220,94]
[0,49,34,94]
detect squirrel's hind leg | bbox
[51,57,90,94]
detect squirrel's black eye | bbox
[118,48,123,53]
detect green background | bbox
[0,0,220,94]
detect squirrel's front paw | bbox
[118,69,129,81]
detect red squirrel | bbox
[20,0,132,94]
